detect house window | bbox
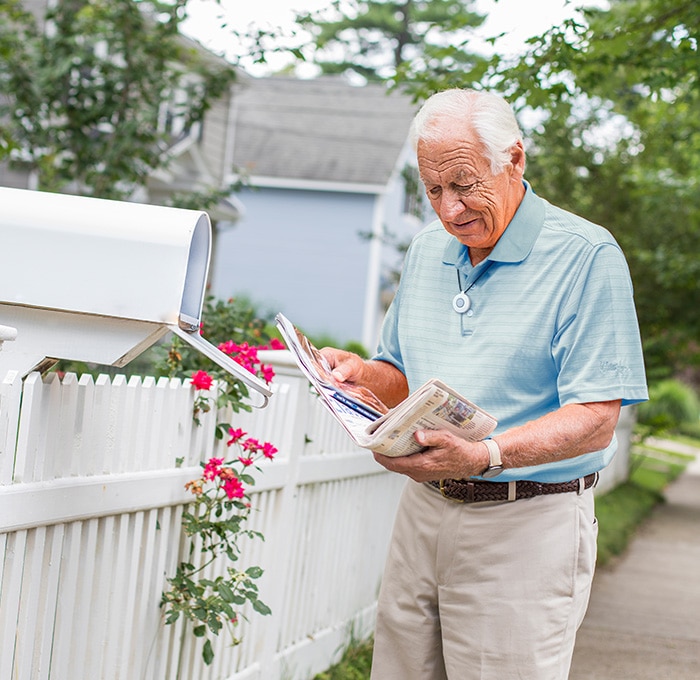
[158,78,202,144]
[401,164,424,219]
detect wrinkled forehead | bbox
[417,133,489,183]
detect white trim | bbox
[0,470,194,534]
[362,194,385,350]
[222,87,238,182]
[228,174,386,195]
[0,453,383,534]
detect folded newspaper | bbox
[275,313,498,457]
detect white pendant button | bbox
[452,292,471,314]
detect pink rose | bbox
[190,370,213,391]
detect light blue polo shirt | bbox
[374,182,648,483]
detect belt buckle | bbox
[439,479,464,503]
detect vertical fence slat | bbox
[102,513,131,676]
[0,530,27,678]
[35,524,64,679]
[49,521,83,678]
[146,377,170,471]
[108,374,129,474]
[89,374,113,476]
[117,511,143,680]
[13,526,47,677]
[40,373,64,482]
[126,508,160,680]
[148,504,185,680]
[66,519,98,679]
[0,370,22,485]
[13,372,44,483]
[94,515,118,678]
[52,373,79,481]
[164,377,193,469]
[73,374,95,477]
[130,376,152,470]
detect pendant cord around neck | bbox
[456,259,494,295]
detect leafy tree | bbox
[491,0,700,382]
[294,0,488,88]
[0,0,236,199]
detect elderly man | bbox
[322,89,647,679]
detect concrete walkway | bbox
[569,439,700,679]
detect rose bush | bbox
[160,298,285,665]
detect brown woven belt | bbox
[428,472,598,503]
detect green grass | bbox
[313,639,374,680]
[314,436,697,679]
[595,440,693,565]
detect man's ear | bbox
[510,140,526,174]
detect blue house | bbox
[210,76,423,350]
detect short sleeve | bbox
[373,283,405,374]
[553,243,648,407]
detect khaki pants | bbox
[370,479,598,680]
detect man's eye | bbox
[427,187,441,197]
[456,182,477,193]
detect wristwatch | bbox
[481,438,504,478]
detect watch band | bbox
[481,438,504,478]
[484,438,502,467]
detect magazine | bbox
[275,313,498,457]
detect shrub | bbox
[636,379,700,433]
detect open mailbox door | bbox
[0,187,272,405]
[170,324,274,402]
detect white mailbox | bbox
[0,187,271,404]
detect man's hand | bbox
[373,430,489,483]
[319,347,367,385]
[319,348,409,408]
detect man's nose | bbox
[440,191,465,220]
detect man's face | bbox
[417,120,525,255]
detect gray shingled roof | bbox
[231,76,417,186]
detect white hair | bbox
[409,89,523,175]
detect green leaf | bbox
[217,582,236,602]
[193,624,206,638]
[202,639,215,665]
[164,610,180,624]
[252,599,272,616]
[246,566,264,579]
[208,615,223,633]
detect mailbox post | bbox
[0,187,271,405]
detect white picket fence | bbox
[0,352,405,680]
[0,350,635,680]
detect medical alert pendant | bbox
[452,291,471,314]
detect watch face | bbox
[482,465,504,479]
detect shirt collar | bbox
[442,181,544,267]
